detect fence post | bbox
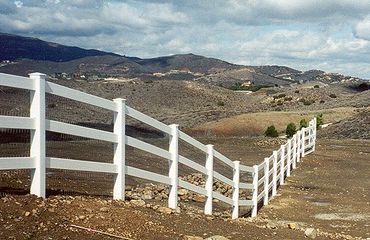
[312,117,317,152]
[272,150,277,196]
[205,144,214,215]
[292,134,297,169]
[263,158,269,205]
[301,127,306,158]
[168,124,179,209]
[286,139,292,177]
[113,98,126,200]
[232,161,240,219]
[251,165,258,217]
[29,72,46,198]
[279,145,285,185]
[296,131,301,163]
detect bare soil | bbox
[0,138,369,239]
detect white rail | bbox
[0,72,317,219]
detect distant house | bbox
[241,81,253,87]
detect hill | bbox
[1,32,366,87]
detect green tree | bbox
[316,113,324,128]
[265,125,279,138]
[299,118,308,129]
[285,123,297,138]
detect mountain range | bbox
[0,32,365,86]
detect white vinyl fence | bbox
[0,72,316,218]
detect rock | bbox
[178,189,189,196]
[288,222,297,229]
[183,236,203,240]
[157,207,173,214]
[205,236,230,240]
[266,222,277,229]
[24,211,31,217]
[193,195,206,203]
[78,215,86,220]
[130,199,146,207]
[99,207,109,212]
[305,228,317,239]
[107,228,114,232]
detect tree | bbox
[316,113,324,129]
[286,123,297,138]
[265,125,279,137]
[299,118,308,129]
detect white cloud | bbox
[354,15,370,41]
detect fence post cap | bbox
[113,98,126,102]
[206,144,214,148]
[169,124,179,128]
[29,72,47,79]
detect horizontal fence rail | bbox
[0,72,317,218]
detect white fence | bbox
[0,72,316,218]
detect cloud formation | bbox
[0,0,369,78]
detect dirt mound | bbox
[318,108,370,139]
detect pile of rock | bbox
[126,173,252,204]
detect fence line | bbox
[0,72,316,218]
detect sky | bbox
[0,0,369,79]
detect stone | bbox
[205,236,230,240]
[24,211,31,217]
[193,195,206,203]
[304,228,317,239]
[183,236,203,240]
[157,207,173,214]
[107,228,114,232]
[78,215,86,220]
[178,189,189,196]
[99,207,109,212]
[130,199,146,207]
[288,222,297,230]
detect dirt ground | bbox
[0,137,369,239]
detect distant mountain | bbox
[0,32,365,86]
[0,33,121,62]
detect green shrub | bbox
[286,123,297,138]
[217,100,225,106]
[265,125,279,138]
[313,85,320,88]
[329,93,337,98]
[316,113,324,128]
[284,96,293,101]
[299,119,308,129]
[320,100,325,104]
[299,98,314,105]
[294,90,300,93]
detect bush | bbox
[265,125,279,137]
[329,93,337,98]
[313,85,320,88]
[286,123,297,138]
[299,98,315,105]
[217,100,225,106]
[316,113,324,128]
[320,100,325,104]
[284,96,293,101]
[299,119,308,129]
[294,90,300,93]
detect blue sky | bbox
[0,0,369,79]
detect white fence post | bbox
[113,98,126,200]
[279,145,285,185]
[205,144,214,215]
[272,151,278,196]
[263,158,269,205]
[312,117,317,152]
[301,127,306,157]
[29,72,46,198]
[168,124,179,209]
[296,131,301,163]
[286,139,292,177]
[251,165,258,217]
[232,161,240,219]
[292,134,297,169]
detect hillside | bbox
[1,32,366,87]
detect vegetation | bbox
[273,93,286,100]
[314,85,320,88]
[265,125,279,137]
[329,93,337,98]
[217,100,225,106]
[285,123,297,138]
[299,119,308,129]
[299,98,315,105]
[229,83,271,92]
[316,113,324,128]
